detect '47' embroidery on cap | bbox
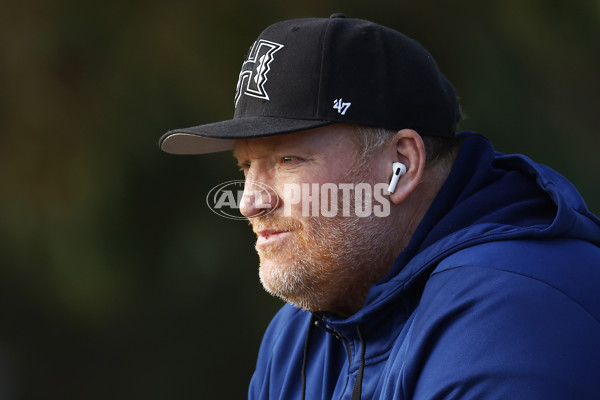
[235,39,285,106]
[333,98,351,115]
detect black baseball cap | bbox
[159,14,460,155]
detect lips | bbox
[255,229,292,247]
[258,229,281,238]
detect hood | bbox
[332,132,600,325]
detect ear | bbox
[388,129,426,205]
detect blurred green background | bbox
[1,0,598,398]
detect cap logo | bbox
[234,39,285,107]
[333,98,351,115]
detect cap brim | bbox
[159,116,332,155]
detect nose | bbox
[239,179,280,218]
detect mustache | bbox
[249,214,303,234]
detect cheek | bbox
[273,156,365,217]
[273,173,330,215]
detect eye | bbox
[282,156,295,163]
[237,161,251,173]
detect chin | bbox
[258,256,367,315]
[258,257,324,309]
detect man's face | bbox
[233,125,399,316]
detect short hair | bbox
[351,125,464,170]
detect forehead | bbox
[233,124,358,159]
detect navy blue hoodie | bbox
[248,133,600,399]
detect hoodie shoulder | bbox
[435,238,600,322]
[400,239,600,399]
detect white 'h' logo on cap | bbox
[235,39,285,107]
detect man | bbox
[160,14,600,400]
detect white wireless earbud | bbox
[388,162,407,194]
